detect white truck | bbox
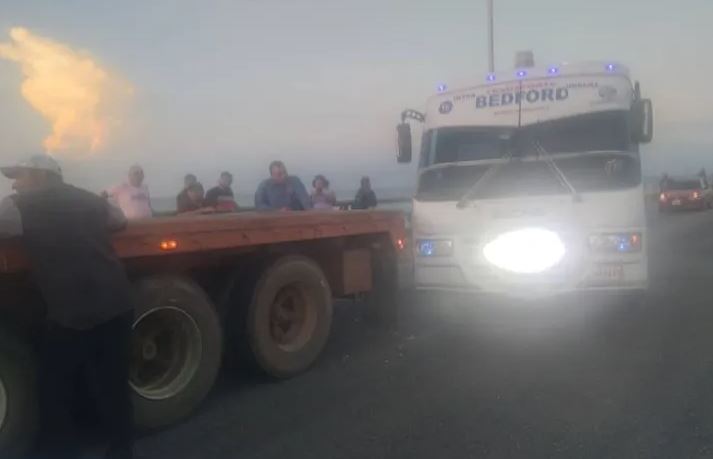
[397,57,653,296]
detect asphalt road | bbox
[140,209,713,459]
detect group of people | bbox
[0,154,383,458]
[103,160,379,220]
[176,171,238,214]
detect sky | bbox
[0,0,711,197]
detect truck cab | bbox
[397,59,653,296]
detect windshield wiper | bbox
[533,140,581,202]
[456,152,512,209]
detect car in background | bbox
[659,177,713,212]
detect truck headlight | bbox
[482,228,565,274]
[588,233,642,253]
[416,239,453,257]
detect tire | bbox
[131,276,222,430]
[244,256,333,379]
[0,327,36,458]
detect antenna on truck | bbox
[487,0,495,72]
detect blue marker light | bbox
[419,240,435,257]
[486,73,496,82]
[616,235,630,252]
[548,67,559,74]
[437,83,447,93]
[605,63,616,72]
[516,70,527,78]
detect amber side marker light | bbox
[396,238,406,251]
[160,239,178,251]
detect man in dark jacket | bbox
[0,155,135,459]
[352,176,378,210]
[176,173,198,212]
[204,171,238,212]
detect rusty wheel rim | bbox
[269,285,316,352]
[130,306,202,400]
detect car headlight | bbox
[482,228,565,274]
[416,239,453,257]
[588,233,642,253]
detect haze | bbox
[0,0,711,197]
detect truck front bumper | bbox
[412,259,648,296]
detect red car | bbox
[659,177,713,212]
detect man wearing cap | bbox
[0,155,135,459]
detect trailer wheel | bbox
[246,256,333,379]
[131,276,222,430]
[0,327,36,457]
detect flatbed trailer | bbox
[0,209,407,455]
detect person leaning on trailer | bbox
[176,173,198,212]
[205,171,239,212]
[310,174,337,210]
[352,176,378,210]
[103,164,153,220]
[0,155,136,459]
[178,182,214,215]
[254,160,312,211]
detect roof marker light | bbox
[486,73,496,82]
[548,66,559,74]
[516,70,527,78]
[606,63,616,72]
[436,83,447,93]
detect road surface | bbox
[140,209,713,459]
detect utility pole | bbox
[487,0,495,72]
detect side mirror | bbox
[631,99,653,144]
[396,123,412,163]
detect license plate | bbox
[672,199,681,206]
[594,264,624,281]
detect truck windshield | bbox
[417,111,640,201]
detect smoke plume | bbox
[0,27,132,155]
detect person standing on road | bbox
[352,176,377,210]
[176,173,198,213]
[104,164,153,219]
[255,161,312,211]
[310,174,337,210]
[0,155,135,459]
[204,171,239,212]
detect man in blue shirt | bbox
[254,161,312,211]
